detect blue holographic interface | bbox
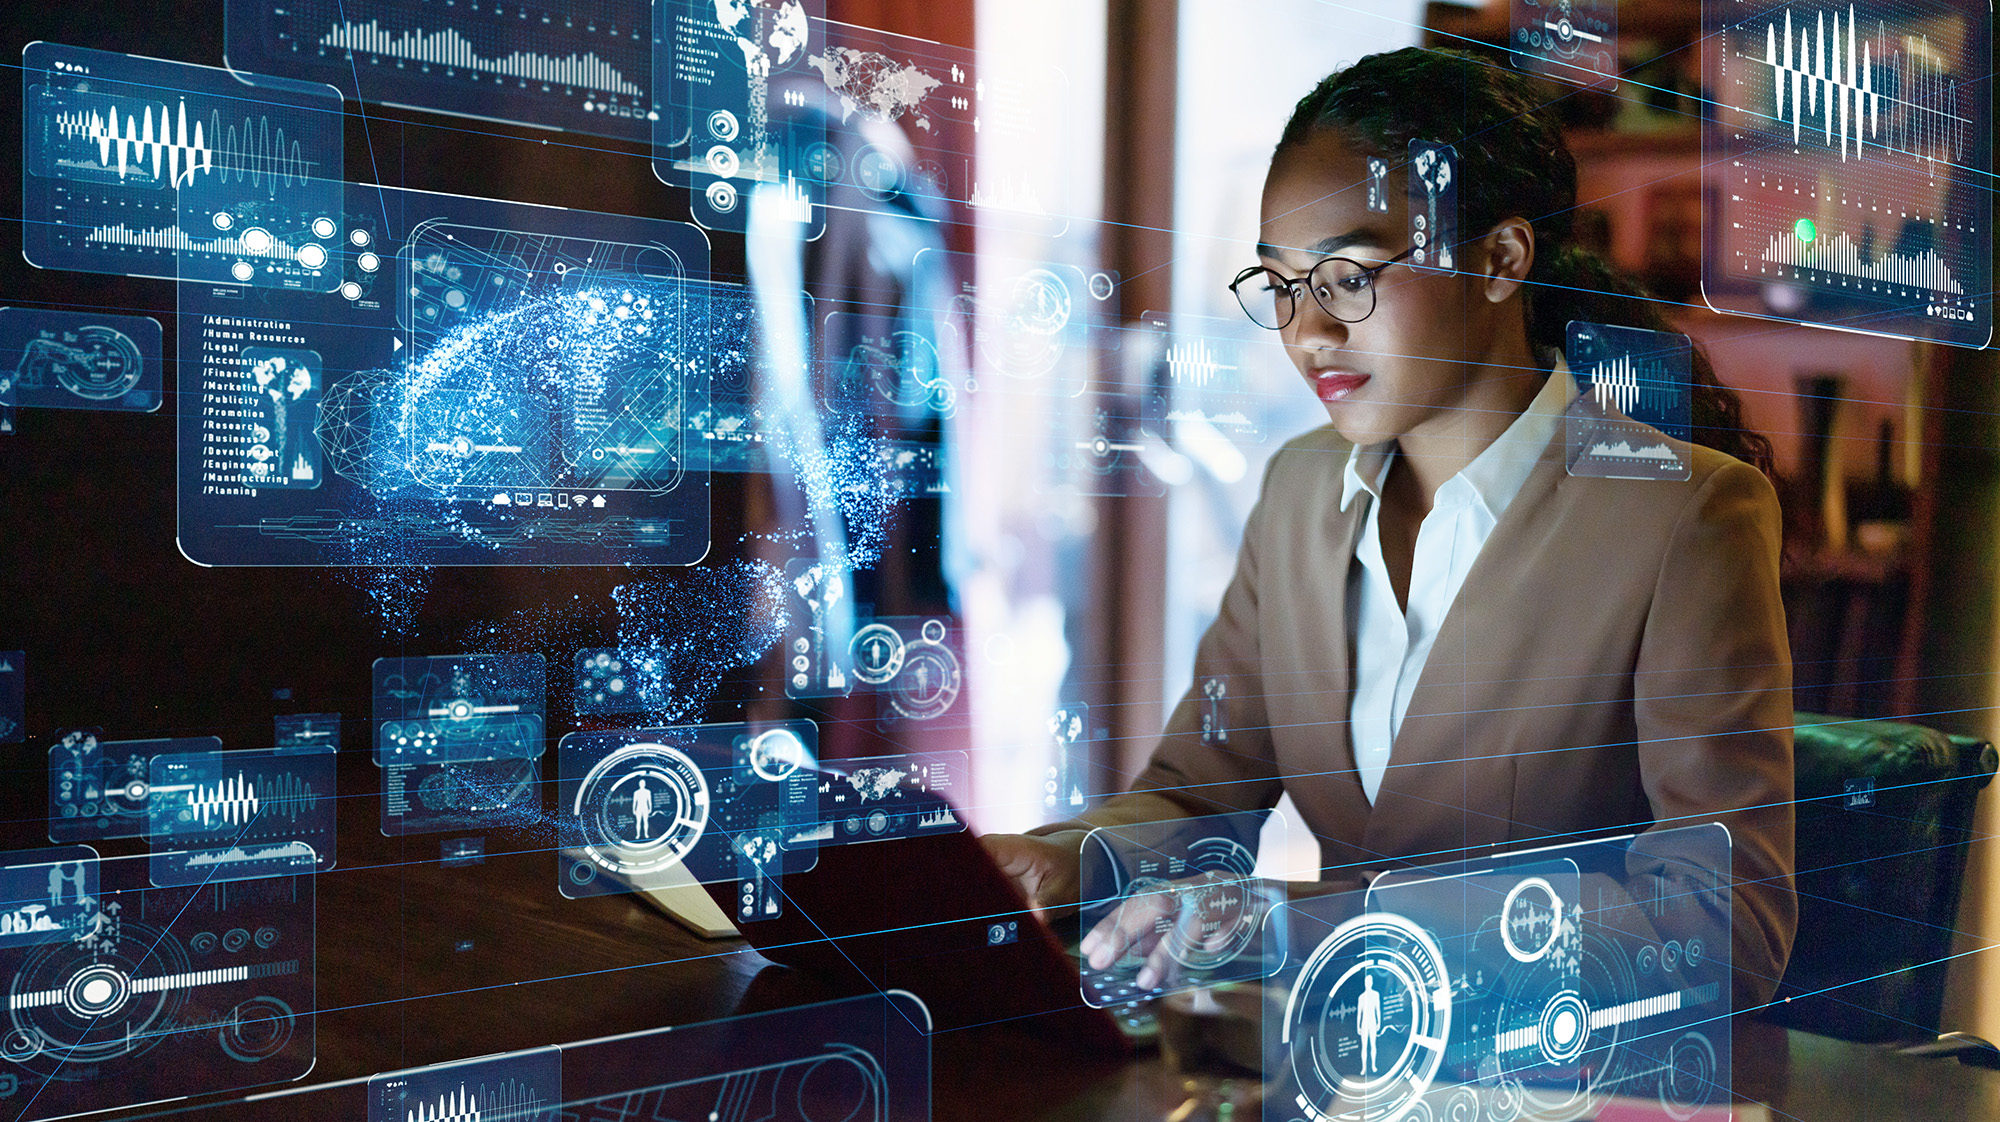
[1702,0,1993,346]
[22,42,343,290]
[918,250,1092,398]
[227,0,658,142]
[1408,139,1460,273]
[782,575,965,726]
[823,310,960,421]
[1565,322,1694,482]
[147,746,336,886]
[0,308,162,412]
[557,992,929,1118]
[1046,703,1091,813]
[0,847,98,950]
[1511,0,1618,87]
[0,652,20,744]
[0,853,316,1120]
[1076,811,1286,1007]
[786,751,968,850]
[653,0,827,235]
[1269,825,1732,1122]
[48,732,221,844]
[176,182,713,567]
[558,721,819,915]
[369,1045,560,1122]
[274,712,341,752]
[375,654,546,837]
[374,654,546,765]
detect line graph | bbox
[50,100,319,189]
[371,1050,560,1122]
[1756,3,1968,167]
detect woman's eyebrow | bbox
[1256,229,1388,260]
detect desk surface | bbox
[14,777,1998,1122]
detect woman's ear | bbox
[1479,218,1535,304]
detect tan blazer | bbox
[1074,420,1796,1008]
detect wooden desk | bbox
[6,775,1996,1121]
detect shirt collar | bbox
[1338,359,1577,516]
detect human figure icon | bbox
[1357,974,1383,1074]
[631,779,654,839]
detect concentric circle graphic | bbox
[1283,912,1452,1122]
[574,742,711,876]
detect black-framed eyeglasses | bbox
[1227,246,1420,330]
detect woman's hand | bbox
[981,830,1087,912]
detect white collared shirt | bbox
[1342,366,1578,803]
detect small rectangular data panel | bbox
[0,308,162,412]
[1703,0,1992,346]
[22,42,344,288]
[148,746,336,886]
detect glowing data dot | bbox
[296,244,328,269]
[1793,218,1817,244]
[445,289,467,308]
[211,211,235,231]
[231,261,255,282]
[349,228,371,247]
[340,281,363,300]
[80,979,112,1006]
[241,228,274,254]
[311,217,337,239]
[356,252,380,272]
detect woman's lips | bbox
[1313,371,1369,403]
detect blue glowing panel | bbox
[1137,312,1266,444]
[558,721,818,900]
[783,751,966,850]
[0,308,161,412]
[1077,812,1285,1005]
[369,1045,560,1122]
[0,855,315,1119]
[919,250,1090,397]
[1409,139,1460,273]
[1565,322,1694,481]
[1511,0,1618,87]
[0,373,13,435]
[0,847,98,949]
[176,183,713,566]
[654,0,827,234]
[1269,826,1731,1121]
[147,747,336,886]
[559,993,928,1120]
[572,647,671,717]
[1703,0,1992,346]
[823,311,959,419]
[801,18,1068,228]
[22,43,343,289]
[373,654,546,765]
[866,616,963,726]
[274,712,341,752]
[1047,703,1089,814]
[0,652,20,744]
[781,558,856,698]
[383,756,541,837]
[49,733,221,843]
[230,0,657,141]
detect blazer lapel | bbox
[1293,485,1378,866]
[1360,441,1569,859]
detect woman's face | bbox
[1258,128,1516,446]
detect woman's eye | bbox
[1336,273,1371,294]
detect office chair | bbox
[1758,712,1998,1066]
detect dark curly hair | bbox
[1278,48,1776,479]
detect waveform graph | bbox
[23,42,345,291]
[230,0,659,142]
[370,1045,561,1122]
[1566,322,1693,481]
[145,748,336,886]
[1702,0,1991,346]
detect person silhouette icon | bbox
[1357,973,1383,1075]
[631,779,654,839]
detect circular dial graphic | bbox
[53,327,144,401]
[887,621,960,721]
[574,743,711,876]
[1283,912,1452,1122]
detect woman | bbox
[985,47,1796,1010]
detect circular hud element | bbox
[1283,911,1452,1122]
[574,742,711,876]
